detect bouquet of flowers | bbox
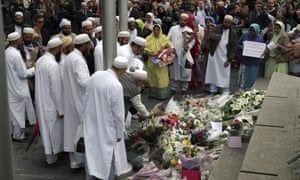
[138,117,163,143]
[151,48,175,67]
[229,119,242,136]
[221,89,265,119]
[177,145,206,169]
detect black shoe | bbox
[45,160,61,168]
[12,138,27,143]
[71,167,84,174]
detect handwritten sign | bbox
[242,41,266,58]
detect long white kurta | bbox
[63,49,90,152]
[35,52,64,155]
[205,29,231,88]
[167,25,195,81]
[5,46,36,128]
[83,69,125,179]
[94,41,104,71]
[117,44,136,68]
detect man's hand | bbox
[224,60,231,67]
[287,41,300,60]
[116,138,121,142]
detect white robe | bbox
[35,52,64,155]
[167,25,195,81]
[205,29,231,88]
[94,41,104,71]
[117,44,144,70]
[63,49,90,152]
[83,69,125,179]
[5,46,36,128]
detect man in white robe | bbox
[117,36,146,69]
[5,32,36,142]
[167,13,195,94]
[84,56,128,179]
[35,37,64,165]
[205,15,237,95]
[63,33,91,170]
[59,36,74,80]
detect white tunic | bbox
[5,46,36,128]
[94,41,104,71]
[63,49,90,152]
[205,29,231,87]
[35,52,64,155]
[167,25,195,81]
[117,44,145,70]
[84,69,125,179]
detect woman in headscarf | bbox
[237,23,264,91]
[264,21,290,78]
[145,24,172,100]
[186,13,200,88]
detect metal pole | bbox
[119,0,128,31]
[0,4,14,180]
[102,0,116,69]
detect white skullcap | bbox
[118,31,130,38]
[112,56,128,69]
[133,36,146,47]
[94,26,102,33]
[81,20,92,28]
[180,13,189,19]
[130,69,148,80]
[47,37,63,49]
[74,33,90,44]
[23,27,34,34]
[15,11,23,17]
[87,17,95,23]
[128,17,135,22]
[61,36,73,48]
[7,32,21,41]
[224,15,233,21]
[59,18,71,28]
[116,16,120,21]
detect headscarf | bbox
[186,14,200,56]
[145,12,155,31]
[271,21,285,43]
[145,24,171,54]
[186,14,195,31]
[249,23,260,35]
[270,21,285,57]
[135,18,145,31]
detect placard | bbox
[242,41,266,58]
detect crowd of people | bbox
[4,0,300,179]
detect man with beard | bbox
[5,11,25,35]
[117,36,146,70]
[54,18,76,40]
[21,27,43,66]
[5,32,36,143]
[205,15,237,95]
[19,27,43,118]
[167,13,195,96]
[63,33,90,171]
[35,37,64,166]
[81,20,96,75]
[59,36,74,79]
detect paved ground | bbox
[12,67,244,180]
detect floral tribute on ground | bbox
[126,89,265,179]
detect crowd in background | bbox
[4,0,300,179]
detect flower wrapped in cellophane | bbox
[155,47,175,67]
[221,89,265,119]
[177,145,206,169]
[138,117,163,143]
[128,161,172,180]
